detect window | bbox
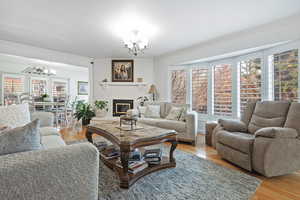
[273,49,298,101]
[171,70,187,104]
[3,75,24,105]
[31,78,47,97]
[214,64,232,116]
[239,58,262,113]
[52,80,68,99]
[192,68,208,113]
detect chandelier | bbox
[22,66,56,76]
[123,30,149,56]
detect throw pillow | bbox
[166,106,183,120]
[144,105,161,118]
[0,119,42,156]
[179,107,187,122]
[0,103,31,128]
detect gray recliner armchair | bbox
[206,101,300,177]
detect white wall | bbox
[0,55,89,103]
[92,58,154,116]
[0,40,91,68]
[154,13,300,101]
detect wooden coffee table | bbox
[86,120,178,188]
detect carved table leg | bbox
[169,140,178,164]
[86,129,94,143]
[120,150,130,188]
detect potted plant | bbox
[41,94,51,102]
[137,96,149,106]
[94,100,108,117]
[74,102,95,125]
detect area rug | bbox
[67,139,261,200]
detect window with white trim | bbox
[52,80,68,99]
[3,75,24,105]
[171,70,187,104]
[239,58,262,113]
[272,49,298,101]
[31,78,47,97]
[192,68,208,113]
[214,64,232,116]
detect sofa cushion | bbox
[217,131,255,154]
[165,106,182,120]
[40,127,60,136]
[241,100,257,126]
[156,120,186,133]
[145,102,166,118]
[0,119,42,156]
[284,102,300,135]
[138,118,161,126]
[165,103,190,117]
[144,105,161,118]
[248,101,290,134]
[41,135,66,149]
[0,103,30,128]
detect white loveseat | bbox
[0,104,99,200]
[138,102,198,145]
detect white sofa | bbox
[137,102,198,145]
[0,104,99,200]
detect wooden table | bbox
[86,120,178,188]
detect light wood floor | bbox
[60,127,300,200]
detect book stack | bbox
[143,149,162,165]
[128,160,148,174]
[115,149,148,174]
[101,147,120,159]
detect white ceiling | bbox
[0,0,300,58]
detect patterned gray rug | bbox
[68,140,261,200]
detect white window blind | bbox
[171,70,187,104]
[52,81,67,98]
[192,68,208,114]
[3,76,24,105]
[31,79,47,97]
[273,49,298,101]
[214,64,232,116]
[239,58,262,113]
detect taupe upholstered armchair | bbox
[206,101,300,177]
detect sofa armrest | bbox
[186,111,198,141]
[0,143,99,200]
[30,111,54,127]
[218,119,247,132]
[255,127,299,139]
[253,135,300,177]
[205,121,218,146]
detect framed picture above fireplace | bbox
[112,60,134,82]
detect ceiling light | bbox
[22,66,57,76]
[123,30,149,56]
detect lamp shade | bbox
[148,84,157,94]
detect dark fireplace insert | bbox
[112,99,134,117]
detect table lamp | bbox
[148,84,157,101]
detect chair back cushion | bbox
[284,102,300,135]
[241,100,257,126]
[248,101,290,134]
[0,103,30,128]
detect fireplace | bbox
[112,99,134,117]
